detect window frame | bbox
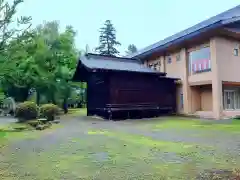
[180,93,184,109]
[234,48,239,56]
[188,46,211,74]
[167,56,172,64]
[176,53,181,61]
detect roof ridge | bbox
[79,54,164,75]
[86,53,142,63]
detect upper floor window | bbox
[167,56,172,64]
[189,46,211,74]
[148,61,161,70]
[234,47,239,56]
[176,53,181,61]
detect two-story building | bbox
[128,5,240,119]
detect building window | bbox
[176,53,181,61]
[149,61,161,70]
[189,46,211,74]
[167,56,172,64]
[153,61,161,70]
[234,48,239,56]
[223,89,240,110]
[153,63,157,70]
[180,93,184,109]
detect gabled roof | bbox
[128,5,240,59]
[79,53,165,75]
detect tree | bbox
[95,20,121,56]
[126,44,137,55]
[32,21,78,107]
[0,0,31,51]
[1,20,78,109]
[0,0,32,81]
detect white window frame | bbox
[188,46,211,75]
[223,90,240,110]
[180,93,184,109]
[234,45,239,56]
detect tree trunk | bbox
[51,93,56,105]
[36,91,40,105]
[62,98,68,114]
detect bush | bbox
[15,101,38,122]
[40,104,60,121]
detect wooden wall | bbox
[109,72,176,109]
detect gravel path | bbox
[0,117,17,125]
[1,117,240,179]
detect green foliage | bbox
[40,104,60,121]
[0,88,5,103]
[0,0,79,109]
[126,44,137,55]
[15,101,38,122]
[0,19,79,107]
[0,0,32,51]
[0,0,32,83]
[95,20,121,56]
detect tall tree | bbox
[0,0,31,51]
[95,20,121,56]
[1,21,78,106]
[126,44,137,55]
[0,0,32,80]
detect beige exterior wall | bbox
[188,72,212,86]
[165,52,185,79]
[176,85,184,113]
[200,87,213,111]
[215,37,240,82]
[190,86,201,112]
[144,37,240,119]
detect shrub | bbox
[15,101,38,122]
[40,104,60,121]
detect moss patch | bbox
[153,118,240,133]
[67,108,87,116]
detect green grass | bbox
[1,117,240,179]
[152,118,240,133]
[62,108,87,117]
[0,122,63,149]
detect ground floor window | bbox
[223,89,240,110]
[180,93,184,109]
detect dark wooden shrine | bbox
[72,53,178,120]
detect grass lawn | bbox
[0,115,240,179]
[0,122,62,149]
[61,108,87,117]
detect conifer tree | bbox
[95,20,121,56]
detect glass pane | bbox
[230,92,234,109]
[189,47,211,74]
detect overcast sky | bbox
[16,0,240,55]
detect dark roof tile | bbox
[80,53,164,75]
